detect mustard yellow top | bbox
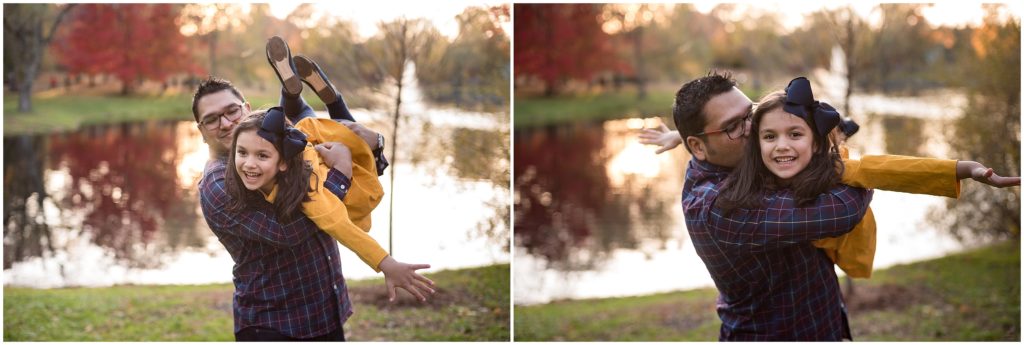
[813,150,960,278]
[264,118,388,272]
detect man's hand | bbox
[340,120,381,150]
[315,142,353,178]
[638,123,683,154]
[957,160,1021,188]
[378,256,435,302]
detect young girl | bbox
[225,107,435,301]
[715,77,1011,278]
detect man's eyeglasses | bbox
[199,104,244,130]
[695,110,753,140]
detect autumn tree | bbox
[4,3,76,112]
[602,4,667,99]
[515,4,622,96]
[933,7,1021,242]
[415,5,510,109]
[53,4,197,95]
[178,4,247,78]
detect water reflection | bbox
[876,115,926,156]
[4,122,202,271]
[3,136,52,270]
[514,119,685,270]
[4,112,510,287]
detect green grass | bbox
[3,91,280,136]
[3,264,510,341]
[514,240,1020,341]
[514,90,674,129]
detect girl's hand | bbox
[957,160,1021,188]
[970,167,1020,188]
[638,123,683,154]
[378,256,435,302]
[315,142,353,178]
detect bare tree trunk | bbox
[4,4,76,112]
[633,26,647,100]
[387,21,409,256]
[843,7,855,118]
[119,8,132,96]
[208,30,218,77]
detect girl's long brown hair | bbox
[715,90,844,212]
[224,110,316,223]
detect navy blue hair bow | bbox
[257,107,307,161]
[783,77,841,136]
[839,118,860,138]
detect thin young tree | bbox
[373,17,438,254]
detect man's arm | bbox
[340,121,389,176]
[200,169,344,248]
[684,179,872,251]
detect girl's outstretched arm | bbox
[957,160,1021,188]
[379,256,436,302]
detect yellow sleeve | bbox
[841,154,960,198]
[814,207,876,278]
[296,118,384,231]
[300,147,388,272]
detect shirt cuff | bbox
[325,168,352,198]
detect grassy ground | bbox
[513,90,674,129]
[514,240,1020,341]
[3,264,510,341]
[3,90,280,136]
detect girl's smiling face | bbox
[234,130,286,194]
[759,108,814,183]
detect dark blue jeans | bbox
[236,326,345,342]
[279,90,356,123]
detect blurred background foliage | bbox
[4,3,509,112]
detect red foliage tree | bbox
[514,4,624,96]
[52,4,201,95]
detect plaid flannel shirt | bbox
[199,158,354,339]
[681,158,872,341]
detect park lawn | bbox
[3,91,279,136]
[514,240,1020,341]
[3,264,510,341]
[513,90,674,129]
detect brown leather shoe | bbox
[293,55,338,104]
[266,36,302,97]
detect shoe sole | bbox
[266,37,302,96]
[294,56,338,104]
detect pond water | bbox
[3,73,510,288]
[513,94,983,305]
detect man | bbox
[193,75,431,341]
[651,71,1018,340]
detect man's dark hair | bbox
[191,76,245,122]
[672,71,737,154]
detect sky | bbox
[262,2,1018,39]
[689,1,1022,31]
[267,1,508,40]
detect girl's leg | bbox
[294,55,356,122]
[279,90,317,123]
